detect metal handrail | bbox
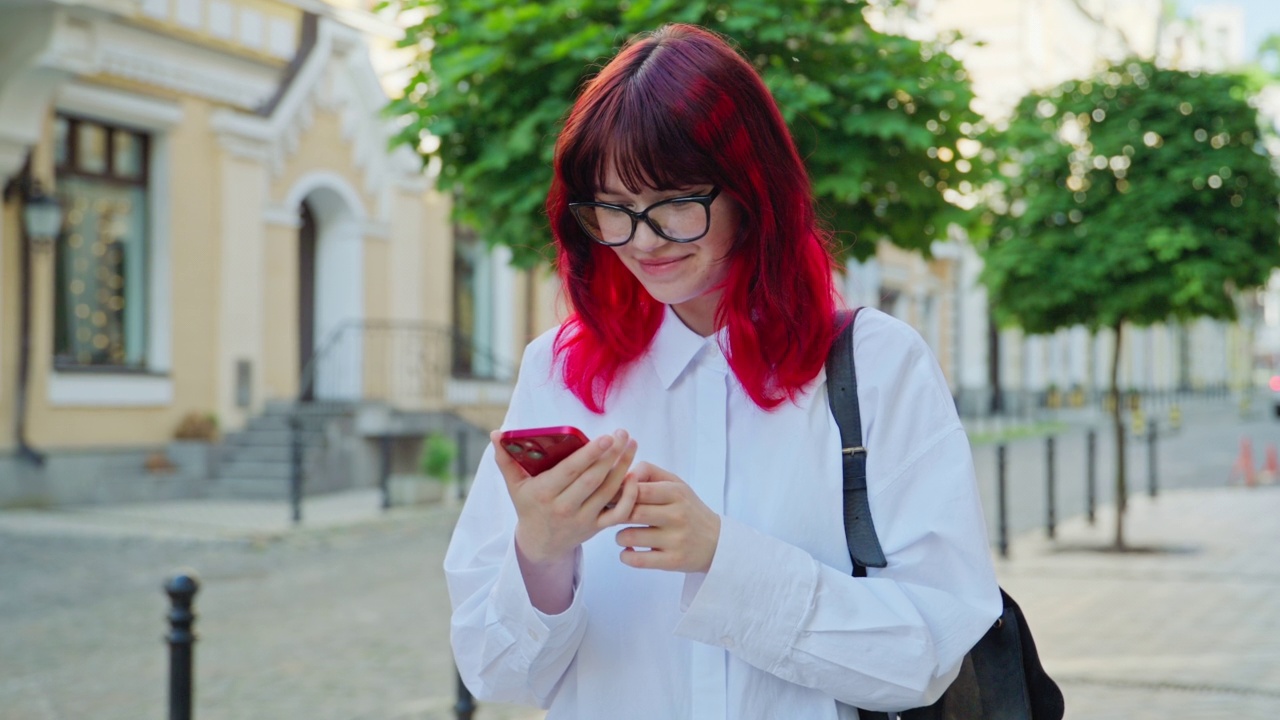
[296,319,517,405]
[286,319,517,524]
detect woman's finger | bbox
[556,432,629,509]
[634,480,681,507]
[584,438,637,512]
[543,431,624,492]
[619,547,668,569]
[491,432,530,486]
[625,501,674,528]
[615,525,663,549]
[597,475,640,528]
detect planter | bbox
[168,440,216,481]
[389,474,446,506]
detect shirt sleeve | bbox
[673,316,1002,712]
[442,334,589,707]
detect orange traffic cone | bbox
[1230,437,1256,487]
[1265,444,1279,486]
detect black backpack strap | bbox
[827,309,887,574]
[828,308,890,720]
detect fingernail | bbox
[598,435,615,449]
[614,429,627,441]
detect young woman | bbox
[444,24,1001,719]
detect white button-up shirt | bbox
[444,307,1001,719]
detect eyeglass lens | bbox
[578,199,709,244]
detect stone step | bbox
[224,427,324,446]
[263,400,359,417]
[206,477,295,501]
[217,459,293,480]
[218,444,294,463]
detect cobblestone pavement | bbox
[1000,487,1280,720]
[0,504,540,720]
[1,401,1278,719]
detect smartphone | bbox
[498,426,590,476]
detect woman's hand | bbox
[615,463,721,573]
[492,429,640,567]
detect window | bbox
[451,225,497,379]
[52,115,150,370]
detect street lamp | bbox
[22,181,61,250]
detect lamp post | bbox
[22,181,61,249]
[13,176,62,466]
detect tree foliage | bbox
[982,61,1280,335]
[381,0,986,266]
[982,61,1280,549]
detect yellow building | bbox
[0,0,552,505]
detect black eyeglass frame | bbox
[568,186,722,247]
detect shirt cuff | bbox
[673,515,820,672]
[491,535,586,653]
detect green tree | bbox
[982,61,1280,549]
[380,0,986,266]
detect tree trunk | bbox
[1111,322,1126,550]
[988,310,1004,414]
[525,267,538,346]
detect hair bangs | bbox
[562,62,715,202]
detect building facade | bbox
[891,0,1248,416]
[0,0,548,505]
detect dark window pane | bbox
[55,177,148,368]
[76,122,107,174]
[113,131,144,179]
[54,117,70,168]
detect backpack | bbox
[826,309,1065,720]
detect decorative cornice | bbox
[100,44,276,108]
[0,7,80,181]
[57,82,184,130]
[213,16,430,226]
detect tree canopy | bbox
[381,0,986,266]
[981,60,1280,336]
[982,61,1280,549]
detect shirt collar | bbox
[649,305,723,389]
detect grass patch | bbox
[1,495,56,511]
[968,421,1069,446]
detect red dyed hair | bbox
[547,24,840,413]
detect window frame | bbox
[52,113,154,373]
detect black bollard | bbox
[1086,429,1097,526]
[1046,436,1056,540]
[455,667,476,720]
[1148,420,1158,499]
[456,427,469,502]
[997,444,1009,559]
[289,415,304,524]
[379,435,392,511]
[165,573,200,720]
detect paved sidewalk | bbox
[998,485,1280,719]
[0,488,413,544]
[2,485,1278,719]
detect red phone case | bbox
[498,426,589,476]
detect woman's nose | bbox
[631,219,665,252]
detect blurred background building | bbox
[1,0,1272,506]
[849,0,1254,417]
[0,0,553,505]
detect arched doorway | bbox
[298,200,317,400]
[286,174,365,402]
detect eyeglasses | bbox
[568,187,721,247]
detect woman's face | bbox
[595,162,739,337]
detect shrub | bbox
[420,433,457,481]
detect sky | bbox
[1179,0,1279,59]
